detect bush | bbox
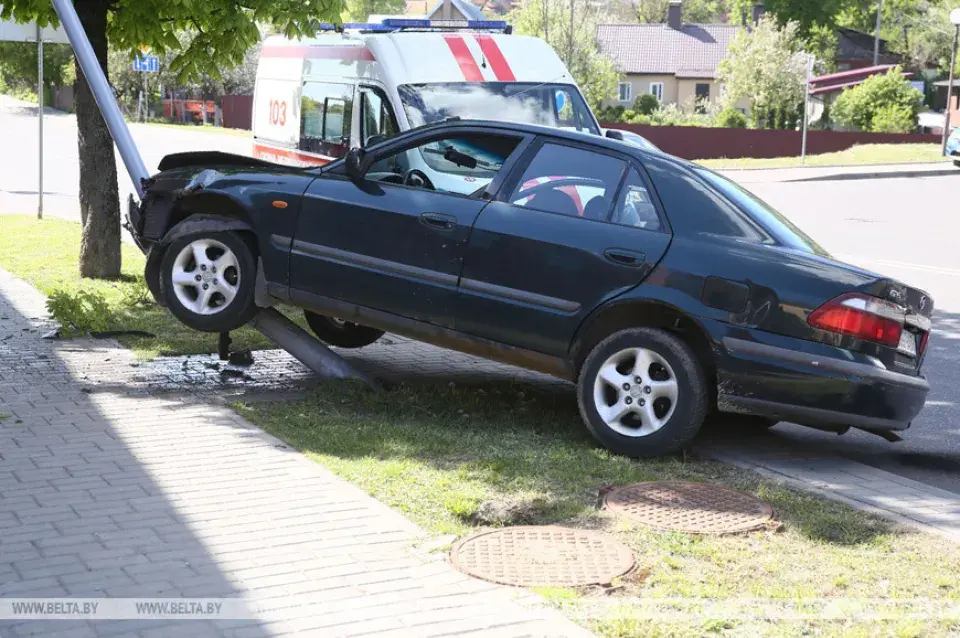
[716,106,748,128]
[633,93,659,115]
[46,289,112,333]
[870,104,917,134]
[832,66,921,132]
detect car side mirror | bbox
[364,134,387,148]
[605,130,624,141]
[345,148,366,182]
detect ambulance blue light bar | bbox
[380,18,511,31]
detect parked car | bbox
[946,126,960,167]
[127,119,933,457]
[603,128,660,151]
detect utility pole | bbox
[873,0,883,66]
[37,23,43,220]
[941,12,960,155]
[568,0,574,68]
[801,54,814,163]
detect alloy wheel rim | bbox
[592,347,679,438]
[171,239,240,316]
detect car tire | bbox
[304,311,385,348]
[954,159,960,168]
[577,328,708,457]
[160,230,258,333]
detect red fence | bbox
[604,123,941,160]
[221,95,254,131]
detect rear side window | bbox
[509,143,625,219]
[301,82,353,159]
[612,168,661,231]
[643,156,763,240]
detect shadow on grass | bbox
[238,379,898,547]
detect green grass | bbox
[0,215,297,359]
[237,381,960,638]
[132,120,252,137]
[698,143,947,170]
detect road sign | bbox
[133,55,159,73]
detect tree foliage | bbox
[0,42,74,91]
[832,66,923,132]
[1,0,344,279]
[509,0,619,110]
[718,15,808,129]
[342,0,406,21]
[634,0,725,23]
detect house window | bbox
[695,83,710,113]
[649,82,664,102]
[618,82,632,103]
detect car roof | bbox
[408,118,684,165]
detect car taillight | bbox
[919,331,930,357]
[808,293,904,347]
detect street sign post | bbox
[0,11,70,219]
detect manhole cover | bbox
[450,525,635,587]
[602,481,773,535]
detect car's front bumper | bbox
[708,323,929,433]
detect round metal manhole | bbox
[450,525,636,587]
[602,481,774,535]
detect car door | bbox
[289,128,529,328]
[456,139,672,356]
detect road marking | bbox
[837,255,960,277]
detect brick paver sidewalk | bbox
[0,267,593,637]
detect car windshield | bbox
[398,82,599,135]
[695,168,831,257]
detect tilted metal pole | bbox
[51,0,149,197]
[250,308,380,389]
[37,23,43,219]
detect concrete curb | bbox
[785,167,958,182]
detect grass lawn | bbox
[238,381,960,638]
[133,120,252,137]
[699,144,947,170]
[0,215,297,359]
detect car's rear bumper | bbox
[709,326,929,433]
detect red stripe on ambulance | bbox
[474,35,516,82]
[442,35,484,82]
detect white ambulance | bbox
[251,19,602,194]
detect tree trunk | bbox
[74,0,121,279]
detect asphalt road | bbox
[3,97,960,493]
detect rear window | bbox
[694,168,831,257]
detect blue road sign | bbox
[133,55,159,73]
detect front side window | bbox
[366,133,521,197]
[509,143,625,219]
[398,82,599,135]
[301,82,353,159]
[618,82,632,102]
[359,86,400,147]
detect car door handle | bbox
[603,249,646,267]
[420,212,457,231]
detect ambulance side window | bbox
[300,82,353,159]
[359,87,400,147]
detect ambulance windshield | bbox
[398,82,599,135]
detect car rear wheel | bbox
[160,231,258,332]
[304,311,384,348]
[577,328,708,457]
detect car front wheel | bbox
[160,231,258,332]
[304,311,385,348]
[577,328,708,457]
